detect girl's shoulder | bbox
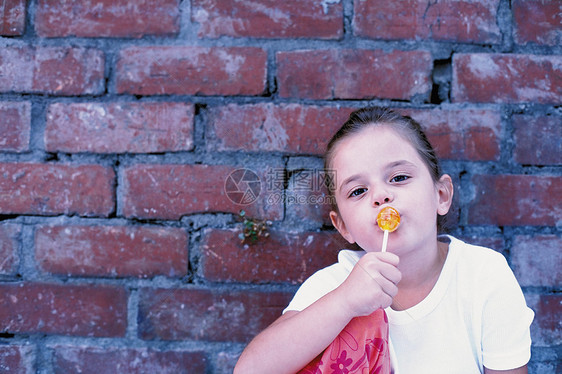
[446,235,518,287]
[447,235,507,265]
[283,249,358,313]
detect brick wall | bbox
[0,0,560,373]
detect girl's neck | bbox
[392,240,449,310]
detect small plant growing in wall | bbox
[237,210,272,244]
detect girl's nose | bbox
[373,191,393,206]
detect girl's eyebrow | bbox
[385,160,417,170]
[339,174,362,191]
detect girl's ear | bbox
[436,174,454,215]
[330,210,356,244]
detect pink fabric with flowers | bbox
[298,309,391,374]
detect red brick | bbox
[0,223,20,275]
[52,346,206,374]
[0,102,30,152]
[192,0,343,39]
[201,229,342,284]
[138,288,293,342]
[207,103,352,154]
[116,46,267,96]
[513,114,561,165]
[122,164,283,220]
[45,102,194,154]
[277,49,432,100]
[35,225,188,278]
[207,104,502,161]
[0,47,104,95]
[36,0,179,38]
[0,345,34,374]
[0,163,115,217]
[525,294,561,347]
[354,0,500,43]
[0,282,127,337]
[513,0,561,46]
[400,108,502,161]
[468,175,561,226]
[452,53,562,104]
[511,235,561,287]
[0,0,26,36]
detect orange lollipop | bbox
[377,207,401,252]
[377,207,401,232]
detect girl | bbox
[234,107,534,374]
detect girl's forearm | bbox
[234,290,353,374]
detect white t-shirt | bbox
[283,236,534,373]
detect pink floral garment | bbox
[298,309,391,374]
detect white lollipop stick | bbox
[381,230,389,252]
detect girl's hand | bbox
[336,252,401,318]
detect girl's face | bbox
[329,125,453,255]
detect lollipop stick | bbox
[381,230,389,252]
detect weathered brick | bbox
[192,0,343,39]
[0,163,115,217]
[0,282,127,337]
[285,166,335,227]
[36,0,180,38]
[525,294,561,347]
[201,229,342,284]
[0,223,21,275]
[452,53,562,104]
[207,104,502,162]
[468,175,561,226]
[277,49,432,100]
[0,0,26,36]
[138,288,293,342]
[513,0,561,46]
[354,0,500,43]
[0,345,34,374]
[513,114,561,166]
[116,46,267,96]
[528,359,560,374]
[215,351,239,374]
[401,108,502,161]
[52,346,207,374]
[0,102,30,152]
[511,235,561,287]
[122,164,283,220]
[207,103,352,154]
[35,225,188,278]
[0,47,104,95]
[45,102,194,154]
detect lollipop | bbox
[377,207,401,252]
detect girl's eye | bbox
[349,187,367,197]
[391,175,409,183]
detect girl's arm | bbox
[234,251,401,374]
[484,365,527,374]
[234,293,355,374]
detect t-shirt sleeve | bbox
[480,253,534,370]
[283,262,350,314]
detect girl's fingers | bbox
[357,252,401,285]
[379,262,402,285]
[340,253,402,315]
